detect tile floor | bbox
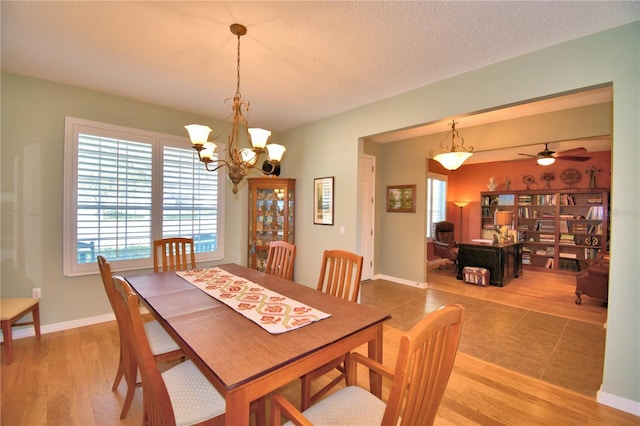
[360,279,606,397]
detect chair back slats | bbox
[153,238,196,273]
[382,304,464,426]
[264,241,296,280]
[316,250,363,303]
[111,276,177,425]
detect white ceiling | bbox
[2,1,638,136]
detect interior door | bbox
[360,155,375,280]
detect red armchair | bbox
[575,254,609,305]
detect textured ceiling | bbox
[2,1,638,134]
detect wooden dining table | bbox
[125,263,391,425]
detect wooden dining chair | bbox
[153,237,196,273]
[300,249,364,410]
[110,275,227,425]
[264,241,296,280]
[272,304,465,426]
[97,255,184,419]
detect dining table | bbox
[124,263,391,425]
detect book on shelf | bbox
[535,194,556,206]
[586,206,604,219]
[559,234,575,244]
[571,223,589,232]
[559,220,569,233]
[545,258,554,268]
[587,197,603,204]
[560,194,576,205]
[535,249,548,255]
[518,195,532,205]
[559,252,578,259]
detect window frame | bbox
[63,117,224,277]
[426,172,448,240]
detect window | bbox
[426,173,448,239]
[63,117,223,276]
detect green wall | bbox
[2,22,638,412]
[278,23,639,411]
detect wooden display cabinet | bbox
[248,178,295,273]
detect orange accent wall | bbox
[427,151,611,259]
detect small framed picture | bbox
[386,184,416,213]
[314,177,334,225]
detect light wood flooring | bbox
[2,268,636,425]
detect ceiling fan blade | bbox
[518,153,536,158]
[555,147,588,157]
[557,155,592,162]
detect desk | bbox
[125,264,390,425]
[456,241,523,287]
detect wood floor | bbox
[2,268,635,425]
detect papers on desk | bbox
[176,268,330,334]
[471,239,494,244]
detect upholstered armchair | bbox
[433,221,459,268]
[575,254,609,305]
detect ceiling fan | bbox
[518,143,592,165]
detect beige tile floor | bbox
[360,279,606,397]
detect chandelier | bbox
[430,120,473,170]
[185,23,286,194]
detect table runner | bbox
[176,267,330,334]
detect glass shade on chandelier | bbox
[430,120,473,170]
[185,23,286,194]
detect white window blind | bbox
[426,173,448,239]
[64,117,223,276]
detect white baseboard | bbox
[597,389,640,416]
[3,306,155,342]
[372,274,427,289]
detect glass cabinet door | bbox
[248,178,295,272]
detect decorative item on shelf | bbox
[493,210,514,244]
[505,176,511,190]
[429,120,473,170]
[522,174,535,190]
[585,164,601,188]
[540,172,554,189]
[487,177,498,191]
[185,23,286,194]
[453,201,470,241]
[560,168,581,188]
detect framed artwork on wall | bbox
[314,176,334,225]
[386,184,416,213]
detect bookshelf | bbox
[480,189,609,273]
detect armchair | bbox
[575,254,609,305]
[433,221,458,267]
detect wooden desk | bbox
[125,263,390,425]
[456,241,523,287]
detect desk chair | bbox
[1,298,41,364]
[264,241,296,280]
[98,255,183,419]
[272,304,465,426]
[300,249,363,410]
[153,237,196,273]
[433,221,458,270]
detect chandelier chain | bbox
[235,32,241,97]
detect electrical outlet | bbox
[32,288,41,299]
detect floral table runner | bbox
[176,267,330,334]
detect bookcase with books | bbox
[481,189,609,273]
[481,193,515,234]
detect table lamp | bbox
[494,210,514,244]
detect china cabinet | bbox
[248,178,296,273]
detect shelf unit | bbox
[480,189,609,273]
[248,178,296,274]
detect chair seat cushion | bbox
[0,298,39,321]
[285,386,386,426]
[144,320,181,355]
[162,360,226,426]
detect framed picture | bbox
[386,184,416,213]
[314,176,334,225]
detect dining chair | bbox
[272,304,465,426]
[153,237,196,273]
[110,275,227,425]
[0,298,40,364]
[300,249,363,410]
[97,255,184,419]
[264,240,296,280]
